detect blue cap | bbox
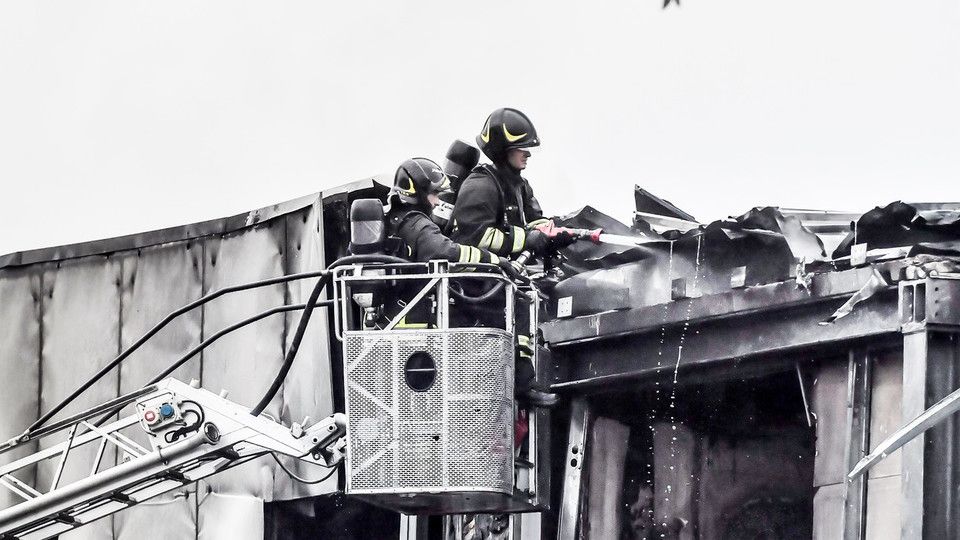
[159,403,175,418]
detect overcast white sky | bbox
[1,1,957,255]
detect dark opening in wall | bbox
[584,369,815,540]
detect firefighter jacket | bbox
[449,164,550,256]
[387,206,501,265]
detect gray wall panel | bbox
[114,494,196,540]
[652,422,695,540]
[39,258,122,540]
[200,223,286,499]
[37,259,121,484]
[0,269,41,510]
[60,521,114,540]
[864,474,901,540]
[586,417,629,540]
[868,349,903,480]
[812,483,845,540]
[812,360,848,487]
[865,350,903,539]
[275,202,337,500]
[113,243,204,536]
[119,242,203,394]
[117,243,203,444]
[197,493,263,540]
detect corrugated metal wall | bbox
[0,192,345,539]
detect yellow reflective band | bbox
[490,254,500,265]
[511,226,525,253]
[458,245,471,263]
[527,218,549,229]
[517,334,533,358]
[479,228,495,249]
[491,230,505,251]
[470,246,482,263]
[502,124,527,143]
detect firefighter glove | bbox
[498,257,527,282]
[549,230,578,249]
[525,229,549,255]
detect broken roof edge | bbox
[541,257,930,346]
[0,175,390,269]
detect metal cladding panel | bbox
[863,351,904,540]
[651,421,696,539]
[117,243,203,452]
[114,494,196,540]
[864,474,901,540]
[111,243,203,536]
[197,493,264,540]
[811,360,849,487]
[38,258,122,540]
[275,201,336,500]
[868,349,903,480]
[811,483,844,540]
[0,269,41,510]
[585,417,629,540]
[37,259,121,481]
[200,222,286,498]
[60,522,114,540]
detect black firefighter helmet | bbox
[392,157,450,209]
[476,108,540,163]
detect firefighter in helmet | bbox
[382,157,519,331]
[389,157,555,407]
[450,109,570,408]
[449,107,576,258]
[387,157,517,268]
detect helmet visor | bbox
[514,145,538,155]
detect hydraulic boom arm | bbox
[0,378,346,540]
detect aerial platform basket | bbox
[333,260,546,515]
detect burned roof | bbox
[543,188,960,376]
[548,187,960,318]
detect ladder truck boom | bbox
[0,378,346,540]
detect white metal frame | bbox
[333,261,547,539]
[0,378,346,540]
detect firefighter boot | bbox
[515,335,558,408]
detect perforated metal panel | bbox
[344,329,514,497]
